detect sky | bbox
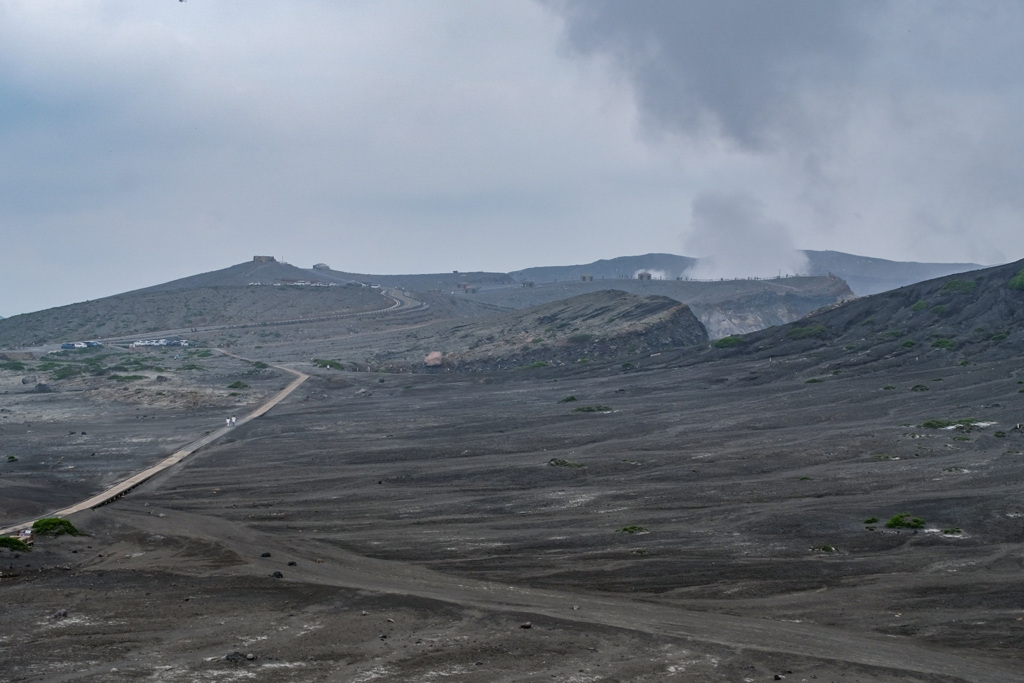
[2,1,1024,316]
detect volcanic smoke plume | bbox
[683,191,807,280]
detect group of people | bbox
[225,416,236,428]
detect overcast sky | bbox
[2,1,1023,316]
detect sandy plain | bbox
[2,306,1024,682]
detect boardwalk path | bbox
[0,352,308,536]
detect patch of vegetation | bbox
[932,337,955,349]
[573,405,612,413]
[911,384,929,391]
[548,458,584,468]
[51,365,81,380]
[941,279,978,294]
[805,378,823,384]
[32,518,83,537]
[864,517,879,525]
[885,513,926,529]
[227,381,249,389]
[921,418,980,430]
[990,332,1008,341]
[527,361,549,368]
[0,537,32,552]
[559,395,578,403]
[0,359,26,371]
[314,359,345,370]
[811,544,836,552]
[252,361,269,369]
[911,300,930,312]
[567,333,593,344]
[786,324,829,340]
[883,329,905,339]
[930,304,950,317]
[943,527,962,535]
[883,385,896,390]
[874,454,898,461]
[902,340,916,348]
[713,335,745,348]
[621,362,634,370]
[191,350,214,358]
[616,525,648,534]
[1009,268,1024,290]
[995,431,1007,438]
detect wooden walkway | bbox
[0,354,308,536]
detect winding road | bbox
[0,354,308,536]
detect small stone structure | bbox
[253,255,276,263]
[637,272,652,281]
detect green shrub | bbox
[864,517,879,525]
[0,537,32,552]
[805,378,823,383]
[51,365,81,380]
[0,360,26,371]
[911,300,930,312]
[812,544,836,552]
[313,359,344,370]
[787,324,829,340]
[941,279,978,294]
[548,458,584,468]
[932,338,955,349]
[990,333,1008,341]
[573,405,612,413]
[911,384,929,391]
[883,385,896,390]
[32,518,82,537]
[922,418,978,430]
[528,361,549,368]
[883,330,905,339]
[559,395,578,403]
[227,381,249,389]
[885,513,925,529]
[902,340,916,348]
[1008,268,1024,290]
[252,361,269,369]
[713,335,745,348]
[616,525,648,534]
[7,455,17,462]
[942,527,962,535]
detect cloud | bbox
[684,192,807,280]
[545,1,1024,268]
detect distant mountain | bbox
[510,251,984,296]
[135,256,345,292]
[711,258,1024,370]
[802,250,982,296]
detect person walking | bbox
[231,416,236,427]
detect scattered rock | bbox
[271,571,283,579]
[21,376,37,385]
[224,651,249,664]
[51,608,68,620]
[520,622,532,629]
[34,383,54,393]
[287,561,297,566]
[155,375,169,383]
[424,351,443,366]
[261,552,272,557]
